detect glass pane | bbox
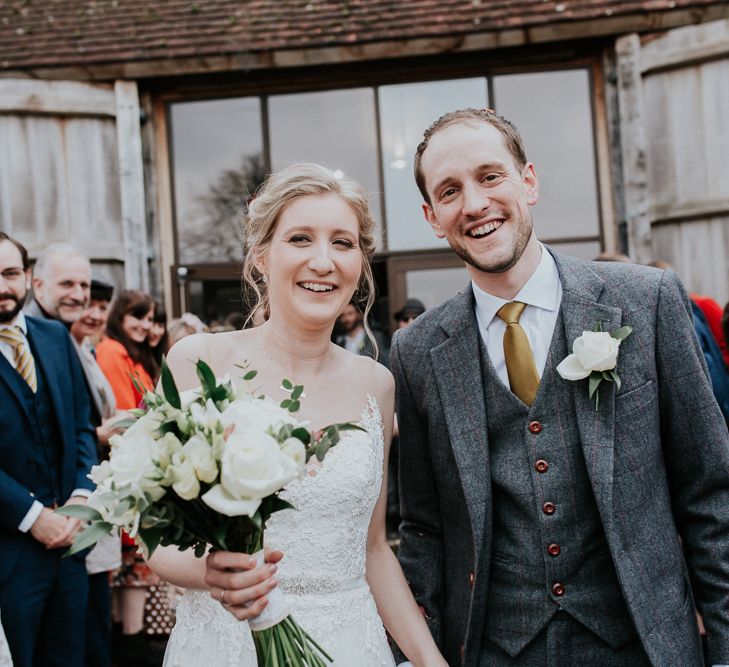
[268,89,383,247]
[405,265,471,309]
[188,279,244,326]
[379,78,488,251]
[493,70,600,241]
[170,97,265,264]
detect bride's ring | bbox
[220,588,227,605]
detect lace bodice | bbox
[265,395,384,591]
[165,398,395,667]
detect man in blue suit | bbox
[0,232,97,666]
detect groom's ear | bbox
[423,203,446,239]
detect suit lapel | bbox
[430,288,491,557]
[552,251,622,533]
[0,350,34,424]
[26,318,66,441]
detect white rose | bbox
[183,434,219,483]
[557,331,622,381]
[280,438,306,478]
[108,433,164,500]
[201,430,299,517]
[220,396,298,435]
[89,460,112,486]
[123,411,163,440]
[179,388,202,409]
[168,452,201,500]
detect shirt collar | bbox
[0,310,28,335]
[471,244,561,328]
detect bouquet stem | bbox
[252,616,332,666]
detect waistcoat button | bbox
[552,582,565,596]
[535,459,549,473]
[543,502,556,515]
[547,543,561,557]
[529,421,542,434]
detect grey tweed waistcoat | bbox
[480,317,636,658]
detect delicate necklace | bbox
[260,335,336,398]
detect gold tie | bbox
[0,326,37,392]
[496,301,539,406]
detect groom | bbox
[390,109,729,666]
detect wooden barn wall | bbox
[641,19,729,305]
[0,79,134,289]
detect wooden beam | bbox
[615,33,653,263]
[115,80,150,291]
[0,78,115,115]
[652,197,729,225]
[151,96,176,318]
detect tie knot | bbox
[496,301,527,325]
[0,325,24,348]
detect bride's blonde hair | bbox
[242,163,378,352]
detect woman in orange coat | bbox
[96,290,169,664]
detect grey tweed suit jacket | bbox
[391,251,729,667]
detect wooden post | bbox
[615,33,653,263]
[115,80,150,291]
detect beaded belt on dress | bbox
[278,573,366,595]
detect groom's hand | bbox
[204,547,283,621]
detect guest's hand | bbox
[97,410,132,445]
[204,547,283,621]
[30,507,79,548]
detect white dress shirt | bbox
[472,245,562,390]
[1,312,91,532]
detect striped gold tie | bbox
[0,326,37,392]
[496,301,539,406]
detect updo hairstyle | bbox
[242,163,378,347]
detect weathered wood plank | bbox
[651,217,729,305]
[641,18,729,74]
[115,80,149,292]
[616,33,653,263]
[0,78,115,116]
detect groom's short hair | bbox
[414,108,528,205]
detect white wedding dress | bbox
[164,398,396,666]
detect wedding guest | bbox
[692,301,729,424]
[148,301,168,376]
[394,298,426,330]
[335,301,390,368]
[69,279,124,667]
[167,312,207,348]
[0,233,96,667]
[25,243,90,325]
[95,290,168,665]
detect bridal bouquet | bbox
[59,359,358,666]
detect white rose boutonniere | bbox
[557,324,633,410]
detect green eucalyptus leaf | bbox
[611,325,633,341]
[65,521,113,556]
[55,504,103,522]
[160,357,181,409]
[588,372,602,399]
[291,385,304,401]
[243,370,257,381]
[194,542,207,558]
[196,360,217,398]
[288,399,300,413]
[281,379,293,391]
[280,399,291,409]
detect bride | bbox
[148,163,446,666]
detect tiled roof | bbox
[0,0,726,76]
